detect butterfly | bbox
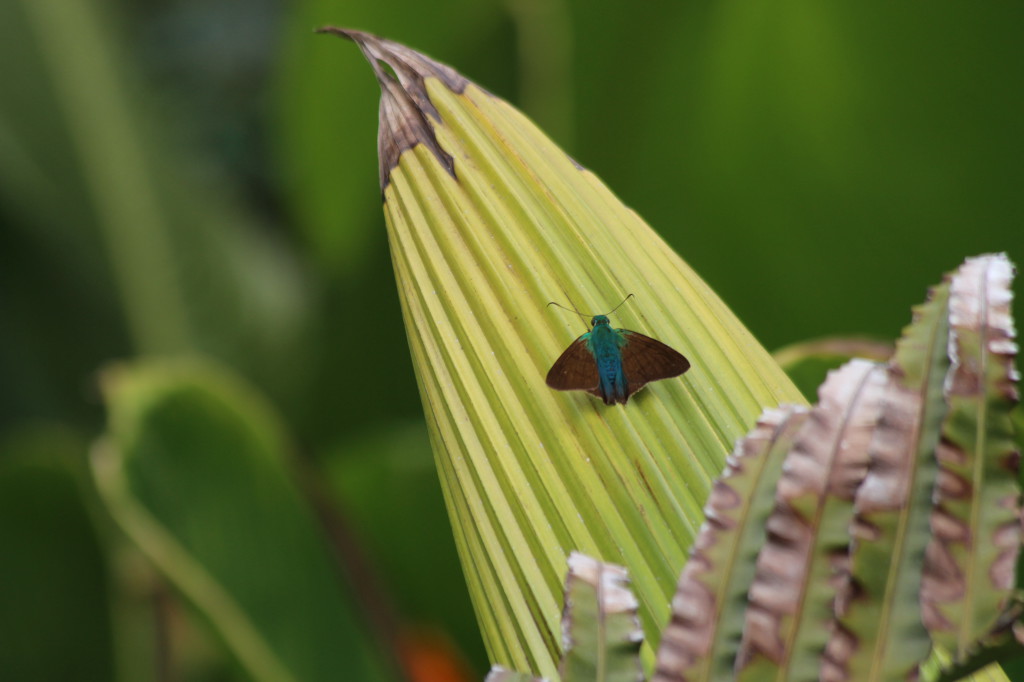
[546,296,690,405]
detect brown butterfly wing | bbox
[546,337,600,395]
[620,331,690,398]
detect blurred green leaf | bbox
[325,421,486,671]
[1,0,312,415]
[92,359,396,682]
[610,3,1024,350]
[0,427,114,682]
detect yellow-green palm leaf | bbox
[321,28,804,677]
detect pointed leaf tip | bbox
[318,26,465,191]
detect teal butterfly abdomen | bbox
[587,320,629,405]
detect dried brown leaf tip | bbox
[317,27,467,192]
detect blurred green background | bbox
[1,0,1021,679]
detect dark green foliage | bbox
[0,431,113,682]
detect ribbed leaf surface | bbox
[322,28,805,676]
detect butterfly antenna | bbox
[604,293,635,316]
[546,300,589,321]
[548,290,593,332]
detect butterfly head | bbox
[590,315,610,328]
